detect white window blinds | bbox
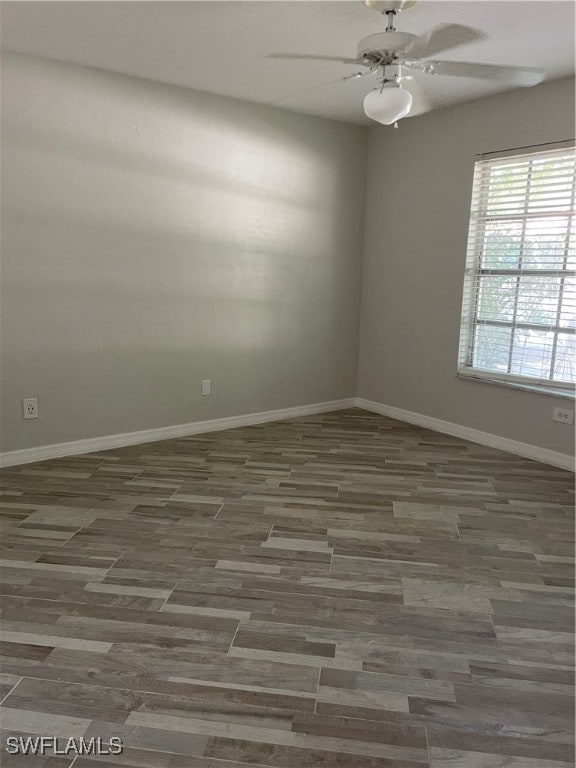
[458,143,576,392]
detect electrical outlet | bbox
[201,379,211,396]
[22,397,39,419]
[553,407,574,425]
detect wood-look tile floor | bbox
[0,408,574,768]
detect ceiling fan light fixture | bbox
[363,82,413,125]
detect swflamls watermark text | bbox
[5,736,123,756]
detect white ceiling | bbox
[1,1,574,125]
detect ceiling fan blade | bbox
[420,60,545,87]
[343,68,378,82]
[274,67,378,106]
[408,24,485,58]
[267,53,364,66]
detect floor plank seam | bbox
[0,676,23,707]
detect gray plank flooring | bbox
[0,408,574,767]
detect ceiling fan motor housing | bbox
[364,0,417,11]
[357,31,418,61]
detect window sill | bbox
[457,370,575,400]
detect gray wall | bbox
[358,77,576,456]
[1,53,367,451]
[2,52,574,459]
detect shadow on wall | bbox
[0,51,367,449]
[2,51,350,203]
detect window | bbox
[458,142,576,394]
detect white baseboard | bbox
[2,396,573,472]
[355,397,575,472]
[0,398,356,469]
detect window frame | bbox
[457,140,576,397]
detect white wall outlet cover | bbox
[23,397,39,419]
[553,407,574,425]
[201,379,211,396]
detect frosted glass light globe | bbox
[363,83,413,125]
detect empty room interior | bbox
[1,1,575,766]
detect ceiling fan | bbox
[269,0,545,126]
